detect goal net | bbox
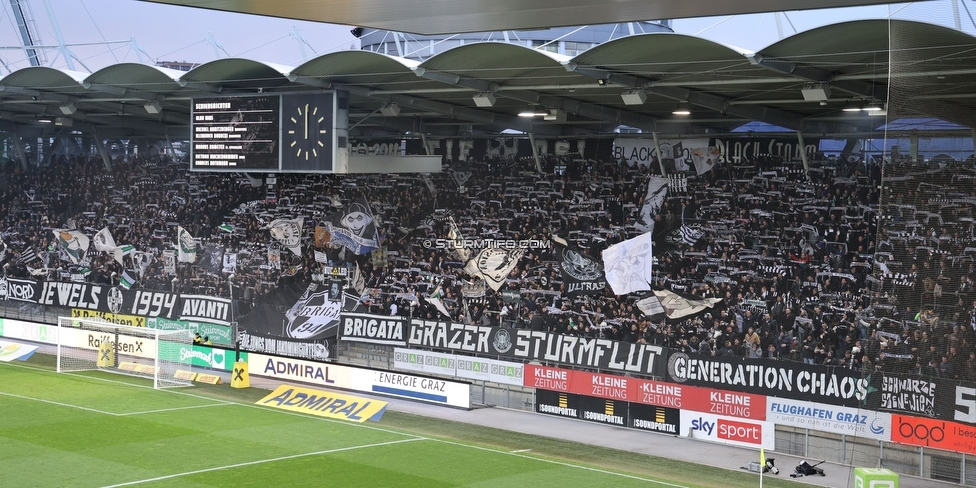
[57,316,195,389]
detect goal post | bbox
[57,316,195,388]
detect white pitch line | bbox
[510,448,532,453]
[99,437,424,488]
[116,402,231,416]
[0,390,120,416]
[433,438,690,488]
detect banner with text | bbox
[339,313,407,346]
[680,410,775,450]
[666,351,867,408]
[248,353,470,408]
[407,319,666,376]
[766,397,892,442]
[524,364,765,420]
[393,348,524,386]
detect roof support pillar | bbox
[93,129,112,171]
[527,132,543,173]
[796,131,810,179]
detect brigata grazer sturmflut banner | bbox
[666,352,868,408]
[407,319,666,376]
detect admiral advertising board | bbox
[667,352,867,408]
[680,411,775,450]
[393,348,524,386]
[524,365,766,421]
[248,353,470,408]
[408,319,666,376]
[766,398,892,442]
[339,313,407,346]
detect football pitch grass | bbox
[0,355,799,488]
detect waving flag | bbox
[464,247,524,292]
[601,232,653,295]
[177,226,197,263]
[324,197,379,255]
[268,217,304,256]
[635,176,668,232]
[93,227,117,252]
[119,270,137,290]
[553,235,606,296]
[54,229,90,265]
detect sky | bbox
[0,1,970,74]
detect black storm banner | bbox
[338,312,407,346]
[407,319,666,376]
[666,351,868,408]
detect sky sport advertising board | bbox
[680,411,775,450]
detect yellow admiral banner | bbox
[257,385,388,423]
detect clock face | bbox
[280,92,335,172]
[286,103,328,161]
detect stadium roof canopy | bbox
[142,0,896,36]
[1,19,974,140]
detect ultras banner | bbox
[666,351,868,408]
[407,319,667,376]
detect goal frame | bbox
[56,316,195,389]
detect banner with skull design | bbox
[464,247,524,292]
[268,217,304,256]
[324,197,379,255]
[552,235,606,297]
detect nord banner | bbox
[407,319,666,376]
[667,352,867,408]
[0,276,39,302]
[339,313,407,346]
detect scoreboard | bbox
[191,92,337,173]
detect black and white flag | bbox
[679,225,704,246]
[18,247,38,265]
[268,217,304,256]
[602,231,653,295]
[325,197,379,255]
[635,176,668,233]
[652,289,722,320]
[201,244,224,273]
[553,235,606,297]
[464,247,524,292]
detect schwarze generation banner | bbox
[407,319,666,376]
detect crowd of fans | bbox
[2,148,976,381]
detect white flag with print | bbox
[601,232,653,295]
